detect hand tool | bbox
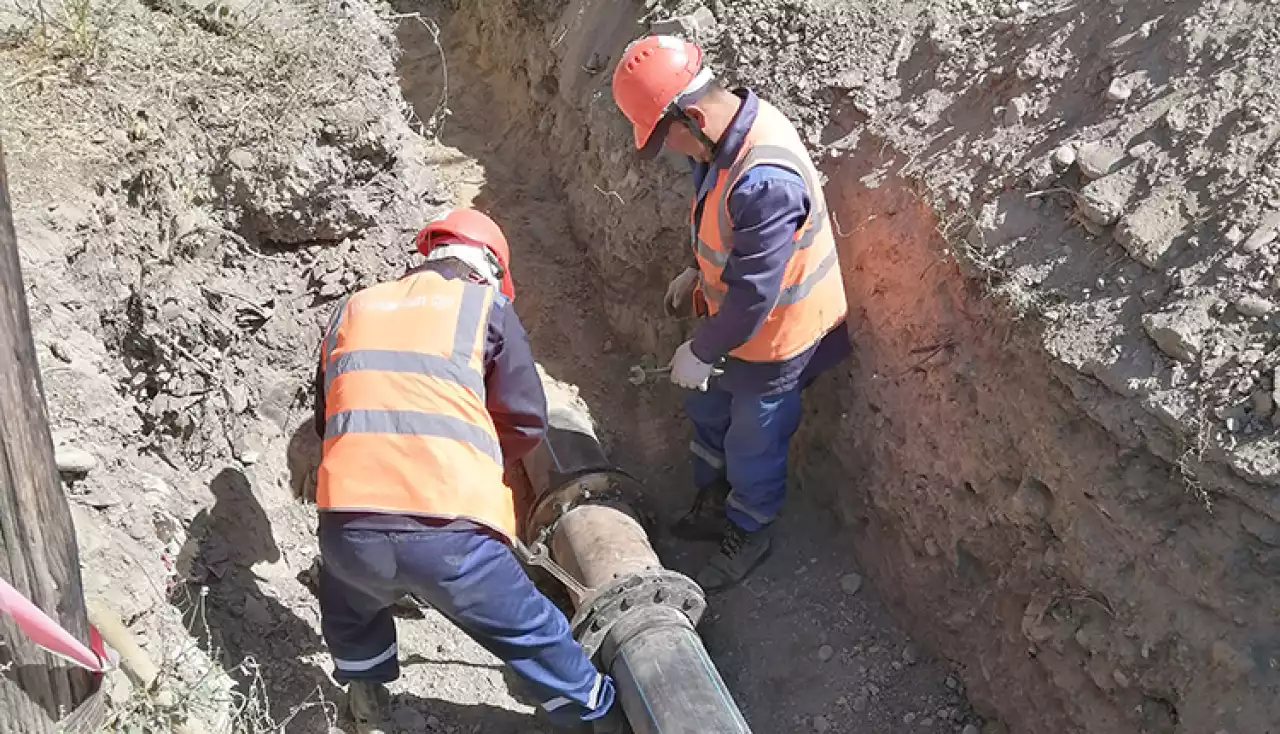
[513,538,591,600]
[628,362,725,386]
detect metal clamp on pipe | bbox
[569,567,706,659]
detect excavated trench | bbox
[9,0,1271,730]
[380,4,1004,733]
[386,9,979,734]
[389,2,1279,733]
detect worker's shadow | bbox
[169,467,340,730]
[286,419,322,503]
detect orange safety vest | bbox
[692,99,848,363]
[315,270,517,539]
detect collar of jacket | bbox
[691,88,760,196]
[710,88,760,174]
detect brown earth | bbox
[1,0,1278,732]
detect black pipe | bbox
[602,606,751,734]
[520,380,753,733]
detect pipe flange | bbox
[524,469,651,545]
[569,568,706,659]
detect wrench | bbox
[628,365,671,385]
[628,362,725,386]
[513,539,591,599]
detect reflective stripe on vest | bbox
[699,245,839,308]
[323,409,502,462]
[316,272,517,538]
[690,100,848,363]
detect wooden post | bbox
[0,139,93,731]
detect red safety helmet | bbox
[611,35,711,158]
[415,208,515,301]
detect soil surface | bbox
[1,0,1278,732]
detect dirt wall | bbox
[422,0,1280,732]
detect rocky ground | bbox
[3,0,978,732]
[420,0,1280,732]
[2,0,1278,732]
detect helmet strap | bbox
[667,103,718,158]
[426,244,503,291]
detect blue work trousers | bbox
[317,519,615,727]
[684,385,804,531]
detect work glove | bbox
[664,267,700,317]
[669,340,715,391]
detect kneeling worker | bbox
[313,208,623,733]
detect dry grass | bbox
[1,0,388,730]
[5,0,128,60]
[0,0,396,199]
[103,583,337,733]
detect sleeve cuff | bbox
[690,335,722,364]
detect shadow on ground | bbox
[168,467,338,729]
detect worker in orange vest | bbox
[313,208,623,733]
[611,37,851,591]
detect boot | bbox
[346,680,389,734]
[671,480,730,541]
[695,523,772,592]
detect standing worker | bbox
[312,208,623,733]
[611,36,851,591]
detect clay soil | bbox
[1,0,1278,732]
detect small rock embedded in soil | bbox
[1127,141,1158,160]
[1142,305,1213,363]
[225,384,251,414]
[1078,174,1132,226]
[812,715,831,732]
[50,340,73,363]
[1077,142,1125,179]
[1236,294,1274,318]
[818,644,835,662]
[840,573,863,595]
[963,726,980,734]
[1051,144,1076,169]
[1243,213,1280,253]
[1116,190,1188,268]
[649,5,717,38]
[227,148,257,170]
[55,446,98,475]
[903,645,919,664]
[1105,78,1133,102]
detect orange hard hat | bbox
[415,208,515,300]
[611,35,711,157]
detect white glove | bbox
[664,267,699,316]
[669,340,715,391]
